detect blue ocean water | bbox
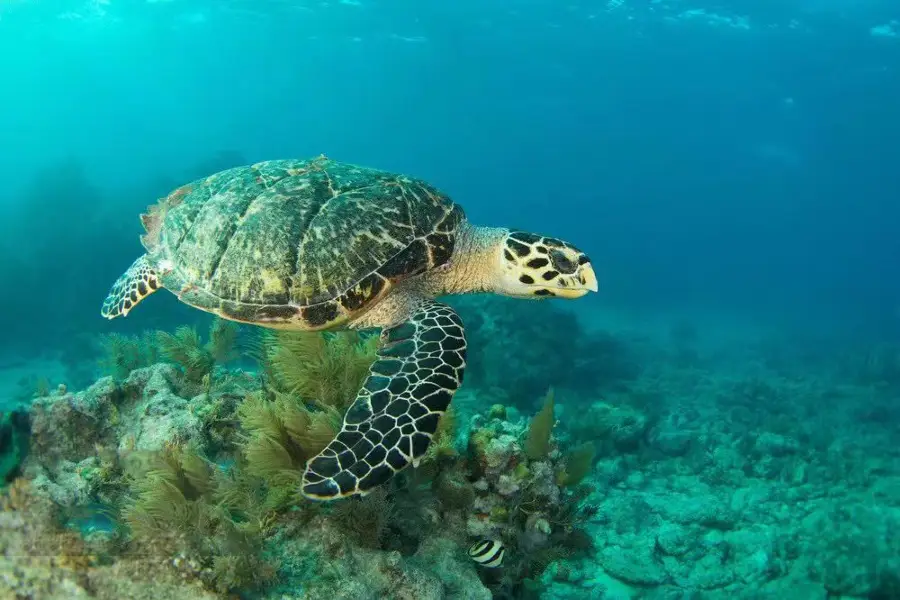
[1,0,896,354]
[1,1,899,598]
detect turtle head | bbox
[495,230,597,299]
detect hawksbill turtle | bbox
[101,155,598,500]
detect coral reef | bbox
[461,403,598,598]
[6,311,900,599]
[0,478,220,600]
[11,326,494,598]
[269,515,490,599]
[535,345,900,599]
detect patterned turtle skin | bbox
[122,155,463,329]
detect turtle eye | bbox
[549,249,576,274]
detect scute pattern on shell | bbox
[143,156,463,327]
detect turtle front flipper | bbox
[302,300,467,500]
[101,254,163,319]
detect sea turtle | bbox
[101,155,597,500]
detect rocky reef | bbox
[2,302,900,599]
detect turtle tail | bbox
[101,254,162,319]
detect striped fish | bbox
[468,539,506,568]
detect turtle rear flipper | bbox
[302,300,467,500]
[101,254,163,319]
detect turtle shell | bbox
[142,155,464,329]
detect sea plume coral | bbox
[120,443,216,539]
[96,332,159,380]
[256,330,377,410]
[156,318,238,385]
[236,390,341,511]
[120,443,276,594]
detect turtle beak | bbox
[581,263,599,293]
[550,263,598,299]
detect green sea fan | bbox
[556,442,596,487]
[525,389,556,460]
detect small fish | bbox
[468,539,506,568]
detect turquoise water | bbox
[1,1,899,598]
